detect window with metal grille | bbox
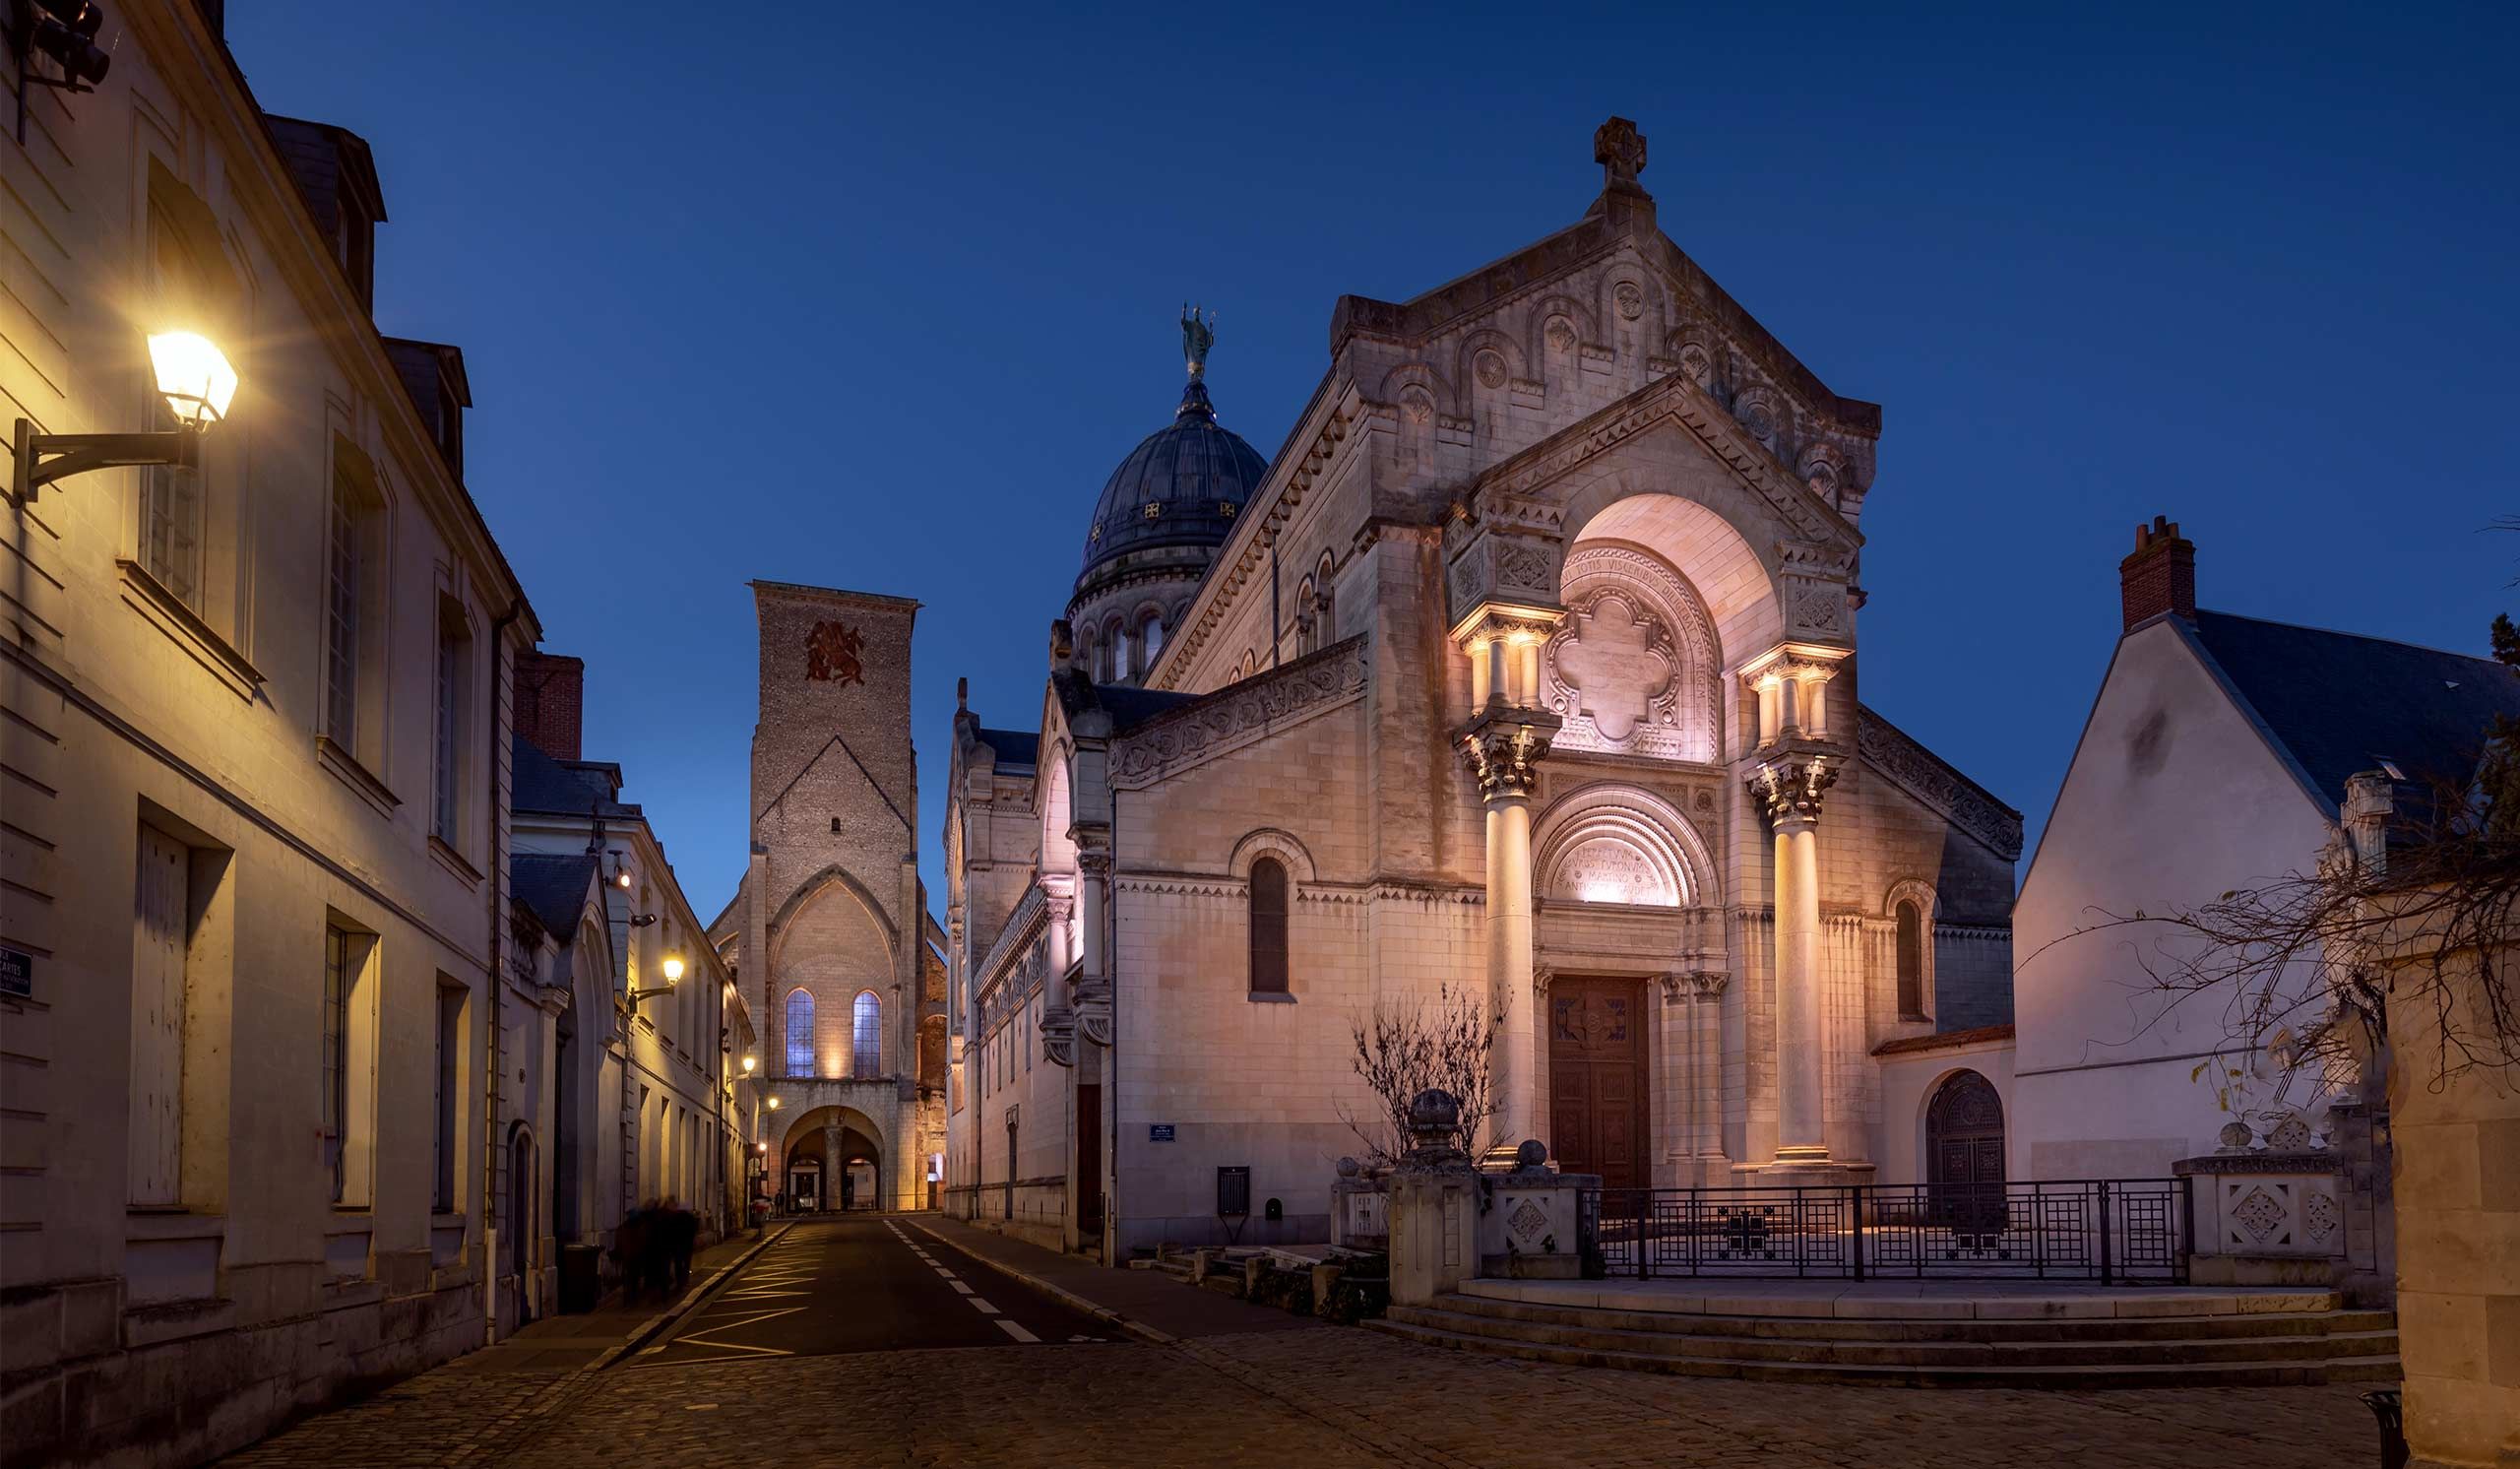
[852,990,882,1078]
[1249,857,1290,994]
[1895,900,1925,1019]
[432,621,463,844]
[141,398,202,608]
[325,481,360,744]
[785,989,816,1077]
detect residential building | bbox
[1,3,539,1461]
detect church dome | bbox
[1074,377,1269,597]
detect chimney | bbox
[514,652,585,761]
[2118,515,2196,632]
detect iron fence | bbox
[1582,1179,2191,1283]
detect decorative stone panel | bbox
[1541,542,1720,762]
[1445,527,1562,631]
[2174,1152,2349,1260]
[1110,637,1368,789]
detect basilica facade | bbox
[944,120,2023,1258]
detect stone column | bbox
[1459,713,1556,1153]
[1748,759,1836,1167]
[822,1125,843,1213]
[1690,970,1729,1160]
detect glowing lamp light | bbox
[741,1054,757,1075]
[766,1095,781,1111]
[147,332,237,427]
[662,954,686,986]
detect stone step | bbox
[1436,1292,2399,1343]
[1385,1304,2396,1369]
[1370,1318,2404,1388]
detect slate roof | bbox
[976,728,1040,770]
[2184,609,2520,813]
[513,734,639,818]
[510,853,599,939]
[1049,671,1201,735]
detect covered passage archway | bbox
[781,1105,888,1213]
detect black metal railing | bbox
[1583,1179,2191,1283]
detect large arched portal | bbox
[780,1106,887,1213]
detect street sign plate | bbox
[0,947,29,999]
[1149,1123,1174,1142]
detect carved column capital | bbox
[1747,757,1837,826]
[1077,851,1111,879]
[1003,1104,1022,1128]
[1686,969,1729,1001]
[1043,891,1075,924]
[1457,707,1561,802]
[1534,964,1555,997]
[1654,970,1684,1002]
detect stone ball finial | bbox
[1335,1156,1360,1179]
[1514,1138,1548,1171]
[2217,1120,2254,1154]
[1408,1088,1461,1144]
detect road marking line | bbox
[995,1317,1040,1343]
[948,1280,974,1295]
[967,1297,998,1313]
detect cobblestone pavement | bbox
[224,1316,2383,1468]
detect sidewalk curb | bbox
[909,1219,1179,1347]
[592,1221,794,1373]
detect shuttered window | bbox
[130,825,189,1205]
[1248,858,1290,994]
[323,926,351,1201]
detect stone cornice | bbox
[1460,367,1859,552]
[1855,704,2025,861]
[973,882,1047,996]
[1111,636,1368,789]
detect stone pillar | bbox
[1458,711,1556,1152]
[1387,1092,1480,1307]
[1690,970,1729,1160]
[822,1125,843,1213]
[1748,759,1837,1167]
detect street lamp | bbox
[12,331,237,506]
[629,952,684,1004]
[766,1095,780,1112]
[741,1054,757,1076]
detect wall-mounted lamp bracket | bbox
[11,418,197,508]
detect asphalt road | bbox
[627,1216,1113,1368]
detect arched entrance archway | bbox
[779,1105,887,1213]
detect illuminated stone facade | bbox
[945,119,2021,1258]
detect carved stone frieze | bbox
[1111,637,1368,789]
[1446,529,1562,628]
[1856,706,2025,861]
[1746,758,1838,825]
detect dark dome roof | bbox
[1077,379,1268,587]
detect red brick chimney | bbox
[514,651,585,760]
[2119,515,2196,632]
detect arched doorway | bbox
[1925,1070,2006,1237]
[779,1105,887,1213]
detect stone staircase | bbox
[1372,1288,2400,1387]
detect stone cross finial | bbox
[1595,116,1648,191]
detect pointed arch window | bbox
[852,990,883,1078]
[1895,901,1925,1020]
[785,989,816,1077]
[1248,857,1290,995]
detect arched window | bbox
[1141,612,1164,669]
[1314,553,1336,646]
[1895,901,1925,1019]
[784,989,816,1077]
[1248,857,1290,995]
[851,990,882,1077]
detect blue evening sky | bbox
[225,2,2518,918]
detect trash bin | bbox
[558,1244,601,1315]
[2361,1388,2406,1469]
